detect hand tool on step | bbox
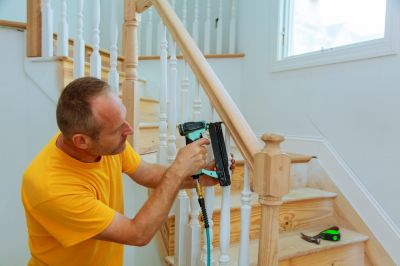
[301,226,341,245]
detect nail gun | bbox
[178,120,231,266]
[178,121,231,187]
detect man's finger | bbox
[194,137,210,145]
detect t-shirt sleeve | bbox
[30,190,115,247]
[120,141,141,174]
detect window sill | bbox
[270,38,398,72]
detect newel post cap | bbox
[253,133,291,197]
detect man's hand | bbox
[171,138,210,181]
[181,153,236,188]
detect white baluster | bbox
[108,0,119,94]
[201,105,216,266]
[180,0,190,122]
[157,11,163,56]
[192,80,202,123]
[74,0,85,78]
[158,25,168,165]
[57,0,68,56]
[168,0,176,56]
[175,190,190,266]
[229,0,237,53]
[180,0,188,57]
[167,41,177,164]
[219,129,231,266]
[185,189,201,266]
[216,0,223,54]
[41,0,53,57]
[238,164,252,266]
[192,0,200,45]
[90,0,101,78]
[180,62,190,122]
[203,0,211,54]
[182,0,188,28]
[145,8,153,56]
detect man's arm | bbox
[128,161,167,188]
[94,138,209,246]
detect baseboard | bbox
[280,135,400,265]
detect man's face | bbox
[89,92,133,156]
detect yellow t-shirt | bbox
[21,134,141,266]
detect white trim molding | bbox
[281,135,400,265]
[270,0,400,72]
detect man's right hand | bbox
[171,137,210,180]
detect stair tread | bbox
[165,227,368,265]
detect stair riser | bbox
[62,59,125,89]
[277,242,365,266]
[164,198,335,256]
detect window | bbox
[271,0,399,71]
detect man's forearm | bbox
[127,164,185,245]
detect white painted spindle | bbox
[219,129,231,266]
[108,0,119,94]
[185,189,201,266]
[201,105,216,266]
[180,0,190,123]
[57,0,68,56]
[167,41,177,164]
[73,0,85,78]
[174,190,189,266]
[90,0,101,78]
[229,0,237,53]
[182,0,188,28]
[203,0,211,54]
[238,164,252,266]
[145,8,153,56]
[41,0,53,57]
[192,80,202,122]
[168,0,176,56]
[158,25,168,165]
[216,0,224,54]
[180,63,190,122]
[192,0,200,45]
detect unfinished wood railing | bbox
[25,0,292,264]
[131,0,292,265]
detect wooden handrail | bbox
[0,20,27,30]
[151,0,262,171]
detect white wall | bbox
[238,0,400,229]
[0,27,57,265]
[0,0,26,22]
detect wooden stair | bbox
[165,227,368,266]
[162,151,371,265]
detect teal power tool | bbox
[178,121,231,266]
[301,226,341,245]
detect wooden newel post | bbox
[254,134,291,266]
[27,0,42,57]
[123,0,140,146]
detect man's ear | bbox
[71,134,91,150]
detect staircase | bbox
[162,155,371,265]
[11,0,397,265]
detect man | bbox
[21,77,220,265]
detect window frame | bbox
[270,0,400,72]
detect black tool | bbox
[178,121,231,186]
[301,226,341,245]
